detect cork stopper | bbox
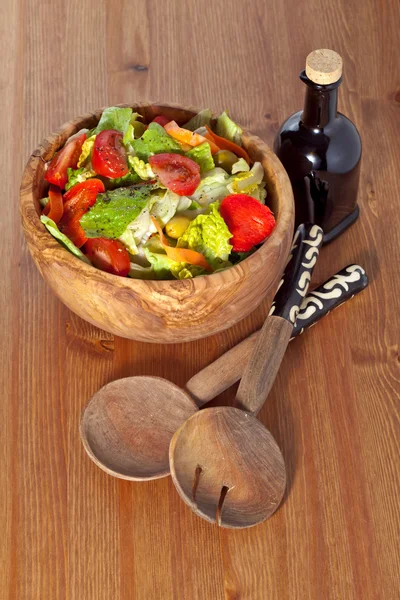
[305,49,343,85]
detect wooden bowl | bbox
[20,103,294,343]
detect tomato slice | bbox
[45,133,86,189]
[84,238,130,277]
[152,115,170,126]
[62,179,105,223]
[92,129,129,178]
[45,185,64,223]
[148,153,200,196]
[205,126,250,163]
[63,178,105,202]
[61,219,88,248]
[59,179,105,247]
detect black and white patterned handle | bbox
[269,223,324,324]
[234,223,323,414]
[291,264,369,338]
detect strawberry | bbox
[220,194,276,252]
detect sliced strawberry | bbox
[220,194,276,252]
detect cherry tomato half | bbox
[59,179,105,247]
[148,153,200,196]
[91,130,129,178]
[62,179,105,223]
[84,238,130,277]
[45,133,86,189]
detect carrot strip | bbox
[205,126,250,163]
[46,185,64,223]
[151,217,213,272]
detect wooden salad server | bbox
[169,224,324,528]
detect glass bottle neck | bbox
[300,71,340,129]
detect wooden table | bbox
[2,0,400,598]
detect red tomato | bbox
[152,115,170,126]
[91,130,129,178]
[45,133,86,189]
[59,179,105,248]
[220,194,276,252]
[62,179,105,223]
[84,238,130,277]
[148,153,200,196]
[61,219,88,248]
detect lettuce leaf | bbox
[104,170,141,190]
[183,109,213,131]
[227,161,264,194]
[65,166,96,191]
[95,106,132,135]
[132,122,183,161]
[150,189,181,226]
[189,168,230,208]
[128,155,155,180]
[177,202,232,269]
[186,143,215,173]
[40,215,90,263]
[123,114,143,145]
[80,184,152,238]
[231,157,250,174]
[215,110,243,146]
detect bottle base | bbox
[323,205,360,244]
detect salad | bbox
[40,106,276,279]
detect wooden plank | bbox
[2,0,400,598]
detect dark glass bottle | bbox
[273,51,361,243]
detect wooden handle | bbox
[234,316,293,414]
[234,223,323,414]
[185,264,368,406]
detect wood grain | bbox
[2,0,400,598]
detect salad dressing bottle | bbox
[274,49,361,243]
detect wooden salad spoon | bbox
[169,223,324,528]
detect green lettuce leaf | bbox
[189,168,230,208]
[40,216,90,263]
[95,106,133,135]
[231,157,250,174]
[150,189,181,226]
[80,184,153,239]
[177,201,232,269]
[186,143,215,173]
[215,110,243,146]
[119,201,156,254]
[132,122,183,161]
[128,155,155,180]
[227,161,264,194]
[40,196,50,207]
[65,166,96,191]
[103,171,141,190]
[183,109,213,131]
